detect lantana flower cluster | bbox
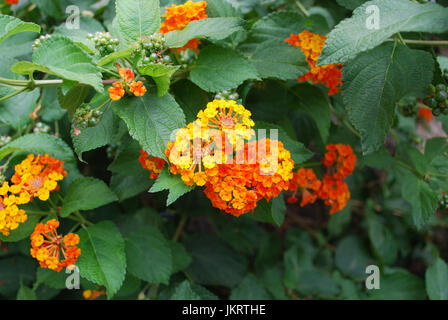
[288,144,356,214]
[30,219,81,272]
[286,30,343,96]
[139,149,166,179]
[0,154,67,236]
[159,0,208,52]
[140,99,295,217]
[108,64,147,101]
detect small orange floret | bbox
[322,144,356,180]
[129,81,147,97]
[318,175,350,215]
[287,168,322,207]
[285,30,343,96]
[159,0,208,52]
[108,81,125,101]
[138,149,166,179]
[119,68,135,82]
[30,219,81,272]
[6,0,19,5]
[418,107,433,124]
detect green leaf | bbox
[366,203,398,265]
[116,0,160,43]
[98,47,134,67]
[318,0,448,65]
[230,274,271,300]
[400,172,439,228]
[36,268,68,289]
[149,167,194,206]
[171,79,209,123]
[0,257,35,298]
[112,94,186,160]
[0,14,40,44]
[248,39,308,81]
[342,43,434,154]
[336,0,367,10]
[249,196,286,227]
[170,241,192,274]
[165,17,243,48]
[297,269,341,298]
[60,177,118,217]
[335,235,373,279]
[185,233,248,287]
[190,45,260,92]
[77,221,126,298]
[289,84,331,143]
[426,258,448,300]
[369,268,426,300]
[125,226,172,284]
[170,280,201,300]
[137,64,180,97]
[12,36,103,92]
[110,173,152,202]
[16,284,36,300]
[328,204,352,238]
[72,108,127,161]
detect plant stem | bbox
[0,87,28,102]
[295,0,310,17]
[172,214,188,242]
[95,98,112,111]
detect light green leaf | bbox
[111,94,186,160]
[116,0,160,43]
[77,221,126,298]
[137,64,180,97]
[0,14,40,44]
[249,39,308,80]
[17,284,36,300]
[60,177,118,217]
[12,36,103,92]
[149,167,194,206]
[125,226,172,284]
[318,0,448,65]
[165,17,243,48]
[190,45,260,92]
[369,268,426,300]
[342,43,434,154]
[335,235,373,279]
[170,280,201,300]
[426,258,448,300]
[98,47,134,67]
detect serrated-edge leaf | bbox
[0,14,40,44]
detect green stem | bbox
[295,0,310,17]
[73,211,93,226]
[0,87,28,102]
[95,98,112,111]
[172,214,188,242]
[395,160,423,179]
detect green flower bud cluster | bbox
[215,90,239,101]
[398,99,418,117]
[0,135,11,147]
[178,49,197,69]
[136,33,172,65]
[32,34,52,51]
[423,84,448,116]
[74,105,102,129]
[439,193,448,210]
[87,32,119,56]
[33,122,51,134]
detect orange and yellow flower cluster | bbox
[161,99,294,216]
[108,64,147,101]
[288,144,356,214]
[83,289,105,300]
[159,0,208,52]
[0,154,67,236]
[30,219,81,272]
[286,30,343,96]
[138,149,166,179]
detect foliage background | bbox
[0,0,448,300]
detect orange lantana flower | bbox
[6,0,19,5]
[287,168,322,207]
[138,149,166,179]
[30,219,81,272]
[11,154,67,201]
[108,81,125,101]
[286,30,343,96]
[318,175,350,215]
[159,1,208,52]
[322,144,357,179]
[129,81,147,97]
